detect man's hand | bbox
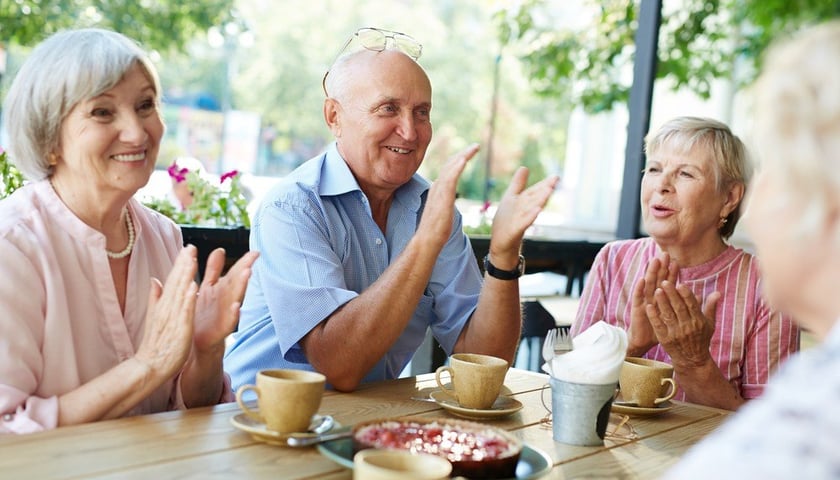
[415,144,480,250]
[489,167,559,264]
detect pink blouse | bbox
[0,180,229,434]
[571,237,799,401]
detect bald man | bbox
[225,38,558,392]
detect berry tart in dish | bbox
[352,416,522,479]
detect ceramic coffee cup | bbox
[618,357,677,408]
[434,353,509,409]
[235,369,326,433]
[353,450,452,480]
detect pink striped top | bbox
[571,238,799,400]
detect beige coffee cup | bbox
[435,353,509,409]
[235,369,326,433]
[619,357,677,408]
[353,450,452,480]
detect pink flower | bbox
[480,200,492,214]
[220,170,239,183]
[167,163,189,183]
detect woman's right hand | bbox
[134,246,199,380]
[627,252,677,355]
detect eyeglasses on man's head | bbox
[322,27,423,96]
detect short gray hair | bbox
[644,116,751,239]
[753,21,840,239]
[2,28,161,180]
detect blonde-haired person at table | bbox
[0,28,258,434]
[666,22,840,478]
[571,116,798,410]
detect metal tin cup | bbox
[550,377,616,446]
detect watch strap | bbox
[483,254,525,280]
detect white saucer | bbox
[430,390,523,420]
[230,413,334,446]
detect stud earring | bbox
[718,216,728,228]
[48,153,58,166]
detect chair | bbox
[417,300,568,374]
[515,300,557,371]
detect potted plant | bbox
[0,147,24,200]
[144,162,252,276]
[144,162,250,228]
[1,150,252,277]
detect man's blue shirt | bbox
[224,143,483,389]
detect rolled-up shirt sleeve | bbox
[0,229,57,434]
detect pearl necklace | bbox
[106,208,135,259]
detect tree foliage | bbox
[496,0,840,113]
[211,0,567,201]
[0,0,233,52]
[0,1,570,204]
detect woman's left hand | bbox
[645,281,720,369]
[192,248,259,355]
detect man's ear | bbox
[323,98,341,138]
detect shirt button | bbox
[375,238,382,245]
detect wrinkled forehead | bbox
[647,142,713,168]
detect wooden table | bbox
[0,369,729,479]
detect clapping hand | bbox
[646,280,719,369]
[193,248,259,356]
[489,167,559,256]
[628,252,677,354]
[417,144,480,251]
[135,246,200,379]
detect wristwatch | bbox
[483,254,526,280]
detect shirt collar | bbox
[319,142,429,212]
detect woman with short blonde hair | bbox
[573,115,797,411]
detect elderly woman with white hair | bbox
[0,28,258,434]
[572,116,798,410]
[665,22,840,478]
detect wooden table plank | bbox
[0,404,243,477]
[552,415,726,479]
[83,445,347,480]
